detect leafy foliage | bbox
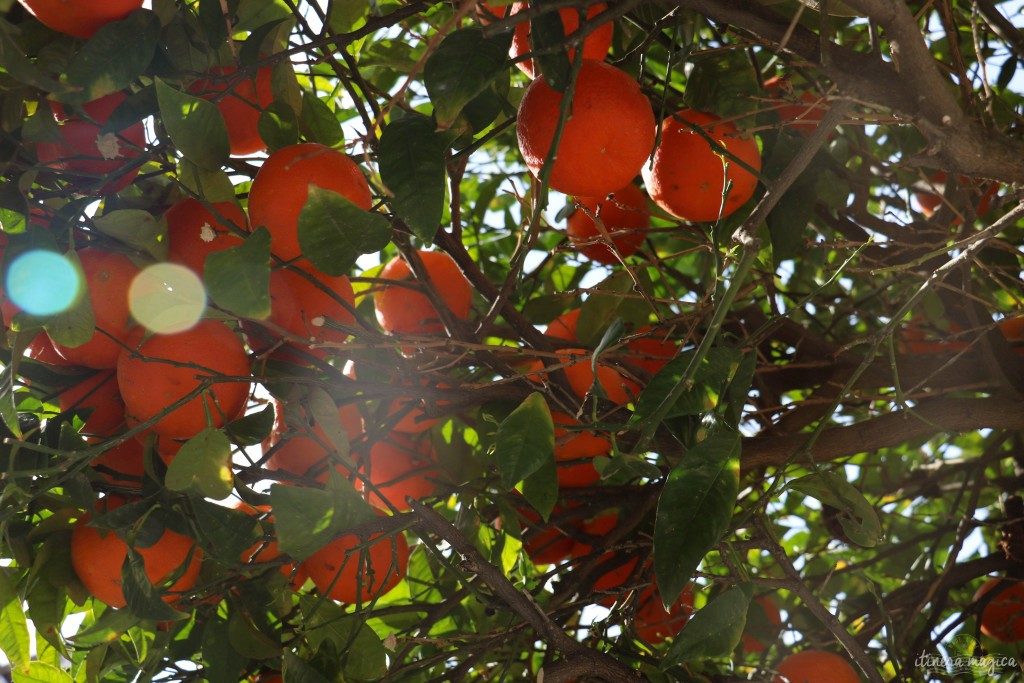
[0,0,1022,682]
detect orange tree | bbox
[0,0,1022,682]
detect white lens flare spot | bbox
[129,263,206,334]
[6,251,81,316]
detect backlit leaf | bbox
[165,428,234,500]
[204,226,272,319]
[424,28,510,129]
[379,114,448,242]
[297,186,391,277]
[63,10,160,104]
[270,481,376,561]
[155,77,230,171]
[662,583,752,666]
[495,392,554,489]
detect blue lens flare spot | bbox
[6,251,81,316]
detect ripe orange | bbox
[165,198,248,278]
[545,308,581,342]
[519,505,578,565]
[763,76,828,136]
[642,109,762,223]
[914,172,999,221]
[247,143,373,264]
[357,433,440,511]
[773,650,861,683]
[302,520,409,604]
[974,577,1024,642]
[517,60,655,198]
[50,248,141,369]
[24,332,75,366]
[343,360,443,434]
[90,438,146,487]
[570,513,638,604]
[622,326,678,375]
[634,584,695,644]
[71,501,203,609]
[58,370,126,437]
[17,0,143,38]
[234,502,307,590]
[36,92,146,195]
[116,320,251,439]
[566,183,650,264]
[531,348,638,405]
[374,250,472,336]
[742,594,783,653]
[507,2,614,78]
[264,397,363,482]
[552,411,608,487]
[189,64,275,156]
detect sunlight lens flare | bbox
[6,250,81,316]
[129,263,206,334]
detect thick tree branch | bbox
[741,396,1024,473]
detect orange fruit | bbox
[566,183,650,264]
[189,64,275,156]
[763,76,828,136]
[634,584,695,644]
[570,513,639,604]
[302,517,409,604]
[507,2,614,78]
[357,433,440,511]
[344,360,444,436]
[71,500,203,609]
[116,320,251,439]
[742,595,783,653]
[17,0,143,38]
[57,370,126,437]
[519,505,579,565]
[974,577,1024,642]
[374,250,472,336]
[622,326,678,375]
[914,171,999,220]
[552,411,608,487]
[50,248,141,369]
[247,143,373,264]
[531,348,638,405]
[90,438,146,486]
[24,332,76,366]
[517,60,655,198]
[36,92,146,195]
[773,650,861,683]
[234,502,307,590]
[165,198,248,278]
[642,109,762,223]
[545,308,581,342]
[264,397,363,482]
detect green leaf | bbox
[531,9,570,91]
[721,350,756,429]
[789,472,882,547]
[297,186,391,277]
[204,226,272,318]
[42,251,94,349]
[378,114,448,242]
[630,347,743,426]
[201,617,249,683]
[165,428,234,500]
[662,583,753,666]
[176,159,238,203]
[495,392,554,489]
[0,19,67,94]
[654,429,740,606]
[521,456,557,522]
[577,271,651,344]
[11,661,73,683]
[190,498,260,563]
[91,210,167,260]
[306,387,353,467]
[423,28,510,129]
[282,650,332,683]
[257,99,300,152]
[228,610,282,659]
[121,548,187,621]
[63,10,160,104]
[767,174,815,266]
[0,569,30,672]
[300,91,344,147]
[226,404,275,447]
[328,0,371,32]
[270,481,376,561]
[155,77,230,171]
[299,598,387,679]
